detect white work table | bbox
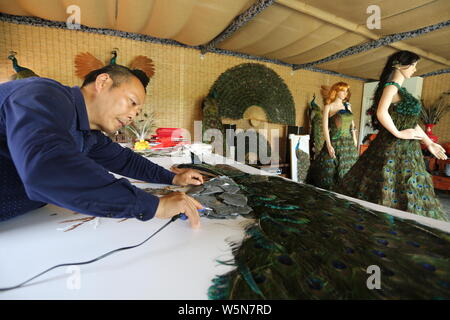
[1,153,449,300]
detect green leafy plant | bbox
[420,92,450,124]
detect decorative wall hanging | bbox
[7,51,39,80]
[208,63,296,126]
[74,49,115,79]
[74,49,155,80]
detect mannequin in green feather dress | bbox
[338,50,448,221]
[307,82,359,190]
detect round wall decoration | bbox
[208,63,296,125]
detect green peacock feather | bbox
[178,163,450,299]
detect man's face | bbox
[94,75,146,134]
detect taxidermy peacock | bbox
[175,163,450,299]
[8,51,39,80]
[308,94,323,160]
[74,48,155,80]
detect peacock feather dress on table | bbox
[307,102,358,190]
[175,163,450,299]
[338,82,447,221]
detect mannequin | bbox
[338,50,448,221]
[307,82,358,190]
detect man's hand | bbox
[170,166,189,174]
[172,169,204,186]
[155,192,203,228]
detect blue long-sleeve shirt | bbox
[0,77,176,222]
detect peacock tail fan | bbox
[74,52,104,79]
[184,163,450,299]
[129,55,155,78]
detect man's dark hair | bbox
[81,64,149,91]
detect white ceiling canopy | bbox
[0,0,449,80]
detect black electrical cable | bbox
[0,214,183,292]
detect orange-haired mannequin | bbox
[307,82,359,190]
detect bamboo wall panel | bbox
[0,21,367,162]
[422,72,450,144]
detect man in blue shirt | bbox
[0,65,203,228]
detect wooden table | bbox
[1,153,449,299]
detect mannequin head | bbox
[326,82,351,105]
